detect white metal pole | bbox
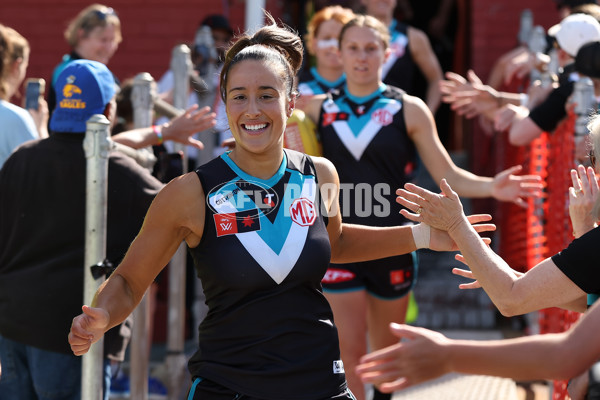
[129,72,157,400]
[245,0,266,34]
[171,44,191,171]
[81,114,111,400]
[166,45,190,400]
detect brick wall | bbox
[0,0,283,96]
[2,1,562,103]
[470,0,560,83]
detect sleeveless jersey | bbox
[382,20,423,99]
[188,149,347,400]
[319,84,417,227]
[298,66,346,96]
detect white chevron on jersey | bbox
[323,99,402,161]
[210,176,317,284]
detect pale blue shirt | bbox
[0,99,38,169]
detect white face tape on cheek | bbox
[317,39,339,49]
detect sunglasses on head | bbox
[92,7,118,20]
[81,7,118,31]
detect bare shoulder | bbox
[402,93,430,118]
[304,94,328,123]
[150,172,205,243]
[402,94,435,137]
[407,25,429,46]
[156,172,204,205]
[311,156,339,186]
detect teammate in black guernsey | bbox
[68,15,495,400]
[361,0,444,114]
[302,15,543,400]
[297,6,355,99]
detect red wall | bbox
[0,0,283,97]
[469,0,561,82]
[0,0,565,136]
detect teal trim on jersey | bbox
[51,54,75,86]
[322,286,367,294]
[588,293,599,306]
[388,19,407,42]
[339,84,396,137]
[345,83,387,104]
[311,67,346,90]
[221,151,287,188]
[187,377,203,400]
[302,81,323,96]
[389,19,397,31]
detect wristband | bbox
[519,93,529,107]
[152,125,164,145]
[411,223,430,249]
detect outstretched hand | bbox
[355,323,452,392]
[569,165,599,237]
[68,305,110,356]
[428,215,495,252]
[440,70,499,119]
[452,254,482,289]
[396,180,466,233]
[452,253,523,290]
[491,165,543,207]
[162,104,217,149]
[397,180,495,250]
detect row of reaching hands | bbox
[354,165,599,392]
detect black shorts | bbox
[321,253,417,299]
[187,377,356,400]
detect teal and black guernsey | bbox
[319,84,418,227]
[188,149,347,399]
[298,66,346,96]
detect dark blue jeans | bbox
[0,334,111,400]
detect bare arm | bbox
[312,157,495,264]
[112,104,216,149]
[486,46,529,89]
[408,27,443,114]
[509,113,544,146]
[405,94,492,197]
[405,95,542,204]
[313,156,418,263]
[357,302,600,392]
[396,179,587,315]
[68,173,205,355]
[569,165,599,238]
[303,94,327,125]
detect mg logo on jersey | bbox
[372,109,393,126]
[322,268,355,283]
[391,41,406,58]
[289,198,316,226]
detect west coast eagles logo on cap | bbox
[59,75,85,110]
